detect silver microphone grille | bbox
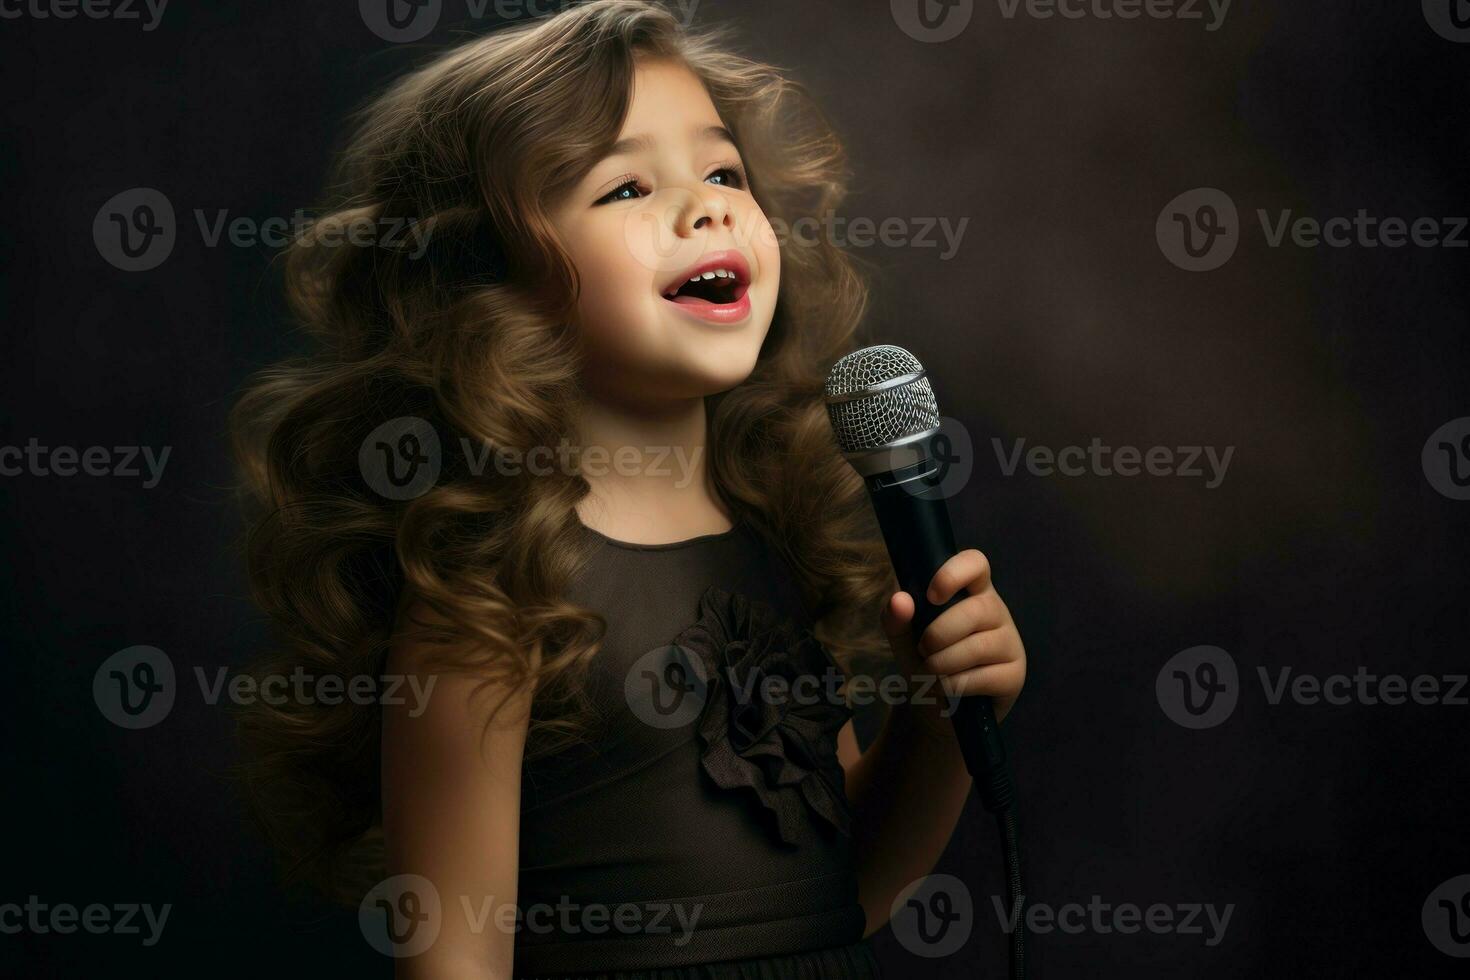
[823,344,941,459]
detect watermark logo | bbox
[1423,417,1470,500]
[358,878,705,953]
[1256,665,1468,708]
[360,874,442,957]
[620,200,968,284]
[93,645,175,730]
[624,645,712,730]
[907,416,976,501]
[0,897,171,946]
[95,189,433,271]
[890,873,973,957]
[497,896,703,942]
[1256,210,1468,250]
[360,0,441,42]
[94,188,175,272]
[1159,643,1469,729]
[1156,645,1238,729]
[993,894,1234,945]
[1156,188,1239,272]
[358,418,716,500]
[995,0,1231,31]
[0,0,168,30]
[894,0,1230,42]
[360,417,442,501]
[993,437,1234,488]
[1159,188,1469,270]
[0,439,171,487]
[94,648,437,728]
[1424,0,1470,43]
[624,650,964,732]
[463,438,705,488]
[892,0,975,43]
[193,667,437,717]
[842,420,1215,503]
[1424,875,1470,957]
[360,0,703,43]
[191,208,431,258]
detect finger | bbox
[916,590,1009,656]
[937,659,1026,700]
[880,591,919,661]
[926,549,992,606]
[920,626,1017,676]
[880,590,914,636]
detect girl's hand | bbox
[879,549,1026,731]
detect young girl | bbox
[229,2,1025,976]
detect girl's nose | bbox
[674,187,734,238]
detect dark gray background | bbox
[2,0,1468,975]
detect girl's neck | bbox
[572,392,733,545]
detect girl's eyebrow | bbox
[603,125,737,160]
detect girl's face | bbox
[550,57,781,404]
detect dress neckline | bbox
[579,516,744,552]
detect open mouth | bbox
[657,251,754,324]
[661,267,750,307]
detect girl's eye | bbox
[594,165,747,206]
[595,179,644,205]
[706,165,747,189]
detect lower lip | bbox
[662,284,753,325]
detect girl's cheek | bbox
[579,282,639,339]
[621,202,699,285]
[752,212,781,288]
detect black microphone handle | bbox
[866,458,1015,813]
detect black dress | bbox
[513,517,881,979]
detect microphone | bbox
[823,344,1015,813]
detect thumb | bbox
[880,591,921,665]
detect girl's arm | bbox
[838,702,972,937]
[838,549,1026,936]
[382,602,532,980]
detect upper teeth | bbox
[692,269,735,281]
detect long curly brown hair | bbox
[228,0,895,904]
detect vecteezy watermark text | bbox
[1157,645,1469,729]
[193,666,437,717]
[886,872,1233,957]
[891,0,1231,43]
[992,437,1234,489]
[1157,187,1469,271]
[359,0,703,43]
[0,897,171,946]
[768,212,969,260]
[623,207,971,269]
[0,439,170,488]
[0,0,168,30]
[94,189,432,272]
[93,645,439,729]
[994,0,1230,30]
[359,874,704,957]
[623,645,965,731]
[358,416,712,502]
[992,894,1234,946]
[461,438,704,485]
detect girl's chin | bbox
[589,366,757,404]
[668,346,764,392]
[670,358,758,396]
